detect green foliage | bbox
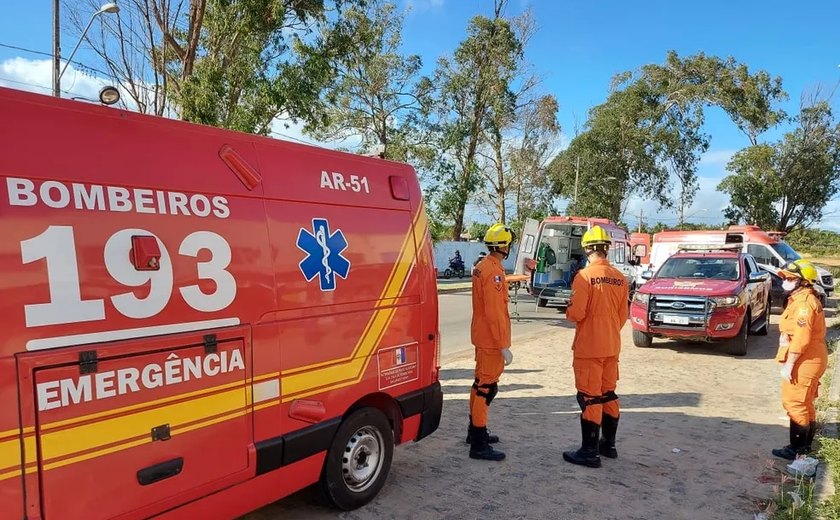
[174,0,364,134]
[718,102,840,232]
[468,222,491,242]
[786,228,840,257]
[431,2,524,239]
[305,1,435,165]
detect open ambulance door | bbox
[514,218,540,276]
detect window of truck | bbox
[656,257,741,281]
[747,244,776,265]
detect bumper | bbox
[396,381,443,441]
[529,284,572,304]
[630,303,745,341]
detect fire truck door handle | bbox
[137,457,184,486]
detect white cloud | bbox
[699,149,737,166]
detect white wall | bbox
[433,240,518,274]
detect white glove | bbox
[779,334,790,348]
[501,348,513,366]
[780,361,794,382]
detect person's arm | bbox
[566,271,590,323]
[781,302,814,381]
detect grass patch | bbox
[767,472,818,520]
[816,437,840,518]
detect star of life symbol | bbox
[297,218,351,291]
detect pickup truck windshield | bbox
[657,257,741,282]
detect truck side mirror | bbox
[641,270,653,280]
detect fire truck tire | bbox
[632,329,653,348]
[725,312,749,357]
[320,407,394,511]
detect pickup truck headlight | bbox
[710,295,740,309]
[633,292,650,306]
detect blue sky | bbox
[1,0,839,229]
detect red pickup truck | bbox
[629,246,772,356]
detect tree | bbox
[718,99,840,232]
[431,0,523,240]
[473,8,561,228]
[305,1,435,163]
[66,0,362,133]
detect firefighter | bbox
[773,259,828,460]
[563,225,629,468]
[467,223,515,461]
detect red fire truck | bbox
[0,87,442,519]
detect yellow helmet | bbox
[581,225,611,248]
[780,259,819,285]
[484,223,514,248]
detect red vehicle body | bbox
[0,87,442,519]
[629,246,772,356]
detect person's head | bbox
[779,259,819,293]
[581,225,611,260]
[455,250,460,255]
[484,223,515,259]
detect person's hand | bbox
[780,361,794,382]
[501,348,513,366]
[779,334,790,348]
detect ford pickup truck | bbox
[629,246,772,356]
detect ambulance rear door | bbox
[514,218,540,275]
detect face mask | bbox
[782,280,798,292]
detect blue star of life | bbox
[297,218,351,291]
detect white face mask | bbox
[782,280,798,292]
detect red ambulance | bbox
[0,87,442,519]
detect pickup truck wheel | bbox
[319,407,394,511]
[633,329,653,348]
[755,300,770,336]
[725,312,749,356]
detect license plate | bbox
[662,315,690,325]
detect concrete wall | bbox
[433,240,517,274]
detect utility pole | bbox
[634,208,644,233]
[53,0,61,96]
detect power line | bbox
[0,41,115,79]
[0,75,97,100]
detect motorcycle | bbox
[443,257,466,279]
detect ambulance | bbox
[0,87,442,519]
[515,216,647,309]
[645,225,834,297]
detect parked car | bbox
[630,245,772,356]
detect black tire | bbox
[537,298,548,308]
[755,299,770,336]
[443,269,452,279]
[320,407,394,511]
[457,269,465,279]
[633,329,653,348]
[725,312,749,356]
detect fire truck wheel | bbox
[320,407,394,511]
[725,312,749,357]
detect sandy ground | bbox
[245,304,840,520]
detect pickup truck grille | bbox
[649,295,709,329]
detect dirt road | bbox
[245,306,839,520]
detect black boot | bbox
[469,426,506,461]
[563,418,602,468]
[466,417,500,444]
[804,421,817,453]
[772,421,810,460]
[599,414,619,459]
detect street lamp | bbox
[53,2,120,97]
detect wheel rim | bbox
[341,426,384,493]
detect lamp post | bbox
[53,2,120,97]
